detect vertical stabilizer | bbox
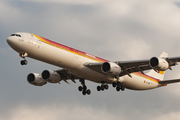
[160,52,168,58]
[146,52,168,80]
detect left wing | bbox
[56,69,80,84]
[159,79,180,84]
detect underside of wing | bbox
[83,62,103,74]
[56,69,81,83]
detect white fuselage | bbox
[7,32,163,90]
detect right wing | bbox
[84,55,180,77]
[116,55,180,76]
[84,60,151,77]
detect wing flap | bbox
[166,57,180,66]
[115,59,149,68]
[119,65,151,76]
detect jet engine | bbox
[149,57,169,71]
[41,70,61,83]
[101,62,121,76]
[27,73,47,86]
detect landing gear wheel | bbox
[82,90,86,95]
[121,86,125,91]
[112,82,116,87]
[97,86,101,91]
[117,82,121,86]
[101,85,104,91]
[86,89,91,95]
[116,86,121,91]
[78,86,83,91]
[104,84,109,90]
[20,60,24,65]
[24,60,27,65]
[20,60,28,65]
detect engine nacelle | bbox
[41,70,61,83]
[149,57,169,71]
[101,62,121,76]
[27,73,47,86]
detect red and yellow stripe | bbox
[134,72,160,83]
[33,34,108,63]
[134,72,167,86]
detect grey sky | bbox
[1,0,180,119]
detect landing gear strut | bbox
[19,53,28,65]
[78,79,91,95]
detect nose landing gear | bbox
[19,53,28,65]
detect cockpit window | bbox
[11,34,21,37]
[11,34,16,36]
[16,34,21,37]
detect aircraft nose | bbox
[7,36,13,45]
[6,36,23,53]
[6,36,20,50]
[7,36,16,46]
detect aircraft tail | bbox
[146,52,168,81]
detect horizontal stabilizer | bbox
[159,79,180,84]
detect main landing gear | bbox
[112,82,125,91]
[97,83,109,91]
[19,53,28,65]
[78,79,91,95]
[77,80,125,95]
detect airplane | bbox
[6,32,180,95]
